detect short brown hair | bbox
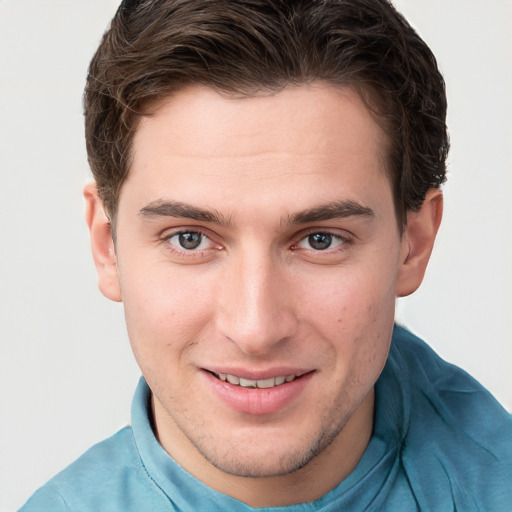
[84,0,448,229]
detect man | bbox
[21,0,511,510]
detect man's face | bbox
[111,84,407,478]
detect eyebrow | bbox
[138,200,232,226]
[289,200,374,224]
[138,198,374,227]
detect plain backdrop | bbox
[1,1,511,510]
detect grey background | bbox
[1,1,511,510]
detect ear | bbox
[396,188,443,298]
[83,182,122,302]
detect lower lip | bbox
[203,371,313,415]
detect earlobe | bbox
[396,188,443,297]
[84,182,122,302]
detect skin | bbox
[85,83,442,507]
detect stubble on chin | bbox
[173,399,356,479]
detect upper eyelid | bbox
[169,233,212,251]
[289,227,356,253]
[159,228,211,248]
[161,231,220,259]
[295,232,347,248]
[160,226,214,240]
[303,232,345,240]
[294,228,354,243]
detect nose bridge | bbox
[216,245,297,355]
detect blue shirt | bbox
[20,326,512,511]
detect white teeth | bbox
[226,374,240,385]
[215,372,297,388]
[239,378,257,388]
[256,378,276,389]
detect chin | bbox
[193,418,347,478]
[204,449,312,478]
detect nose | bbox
[215,248,298,356]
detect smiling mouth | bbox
[209,371,304,389]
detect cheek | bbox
[299,258,398,328]
[119,265,216,365]
[297,258,397,383]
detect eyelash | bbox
[159,228,353,260]
[161,229,221,259]
[291,231,352,253]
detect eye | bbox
[167,231,213,251]
[296,232,345,251]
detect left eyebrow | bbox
[288,200,375,224]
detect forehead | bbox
[136,83,387,159]
[122,83,392,220]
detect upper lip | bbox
[203,367,313,380]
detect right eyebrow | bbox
[138,199,232,227]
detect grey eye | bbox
[307,233,332,250]
[178,232,203,250]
